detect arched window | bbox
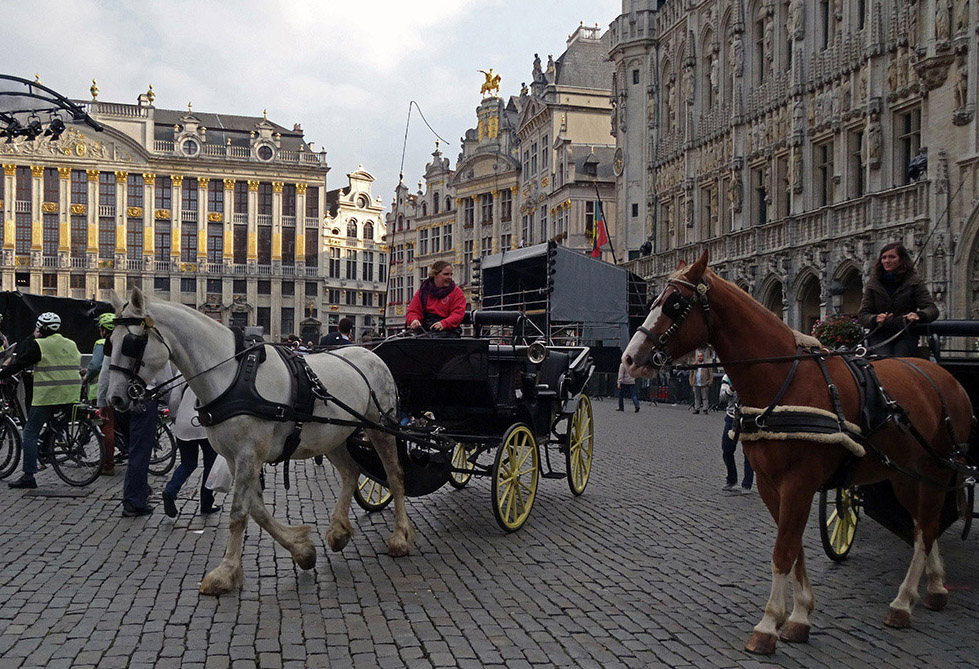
[363,221,374,241]
[421,202,428,216]
[445,196,452,211]
[702,30,716,111]
[347,220,358,238]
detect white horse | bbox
[106,287,415,595]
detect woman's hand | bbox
[903,312,920,322]
[875,312,892,324]
[431,321,444,331]
[409,319,421,330]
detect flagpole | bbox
[593,179,617,264]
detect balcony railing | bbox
[154,140,174,153]
[230,263,247,275]
[181,210,198,222]
[69,256,87,268]
[305,266,320,277]
[257,214,273,225]
[41,255,58,268]
[98,205,115,217]
[154,258,172,272]
[282,215,296,227]
[123,258,144,271]
[15,200,30,213]
[256,264,272,275]
[233,213,247,225]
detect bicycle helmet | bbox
[36,312,61,333]
[97,313,115,331]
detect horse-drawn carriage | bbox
[818,320,979,561]
[347,310,595,532]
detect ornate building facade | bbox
[611,0,979,330]
[0,84,357,341]
[384,23,617,334]
[323,168,388,339]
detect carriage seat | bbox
[471,310,525,339]
[535,351,569,398]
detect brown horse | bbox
[621,250,973,655]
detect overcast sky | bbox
[6,0,621,210]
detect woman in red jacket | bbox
[406,261,466,335]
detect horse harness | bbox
[733,347,974,491]
[637,277,713,369]
[110,315,397,489]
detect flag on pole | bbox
[591,203,608,258]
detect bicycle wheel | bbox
[50,416,104,486]
[0,414,22,479]
[149,421,177,476]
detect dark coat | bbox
[857,271,938,339]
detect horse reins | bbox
[636,277,713,369]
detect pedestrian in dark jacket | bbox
[857,242,938,357]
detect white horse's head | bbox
[107,287,172,412]
[622,250,712,378]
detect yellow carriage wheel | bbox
[449,442,475,489]
[818,487,859,562]
[491,423,539,532]
[566,395,594,496]
[354,474,392,512]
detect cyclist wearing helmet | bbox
[84,313,117,475]
[0,312,82,489]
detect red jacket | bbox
[405,285,466,330]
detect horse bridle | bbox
[636,277,712,368]
[108,315,171,403]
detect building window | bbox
[42,214,58,256]
[362,251,374,281]
[815,141,834,207]
[501,233,511,250]
[282,227,296,266]
[632,69,639,84]
[585,201,596,238]
[71,216,86,257]
[346,249,357,279]
[362,292,374,307]
[233,279,246,295]
[480,194,493,224]
[363,221,374,241]
[347,220,358,238]
[181,222,197,262]
[539,205,547,243]
[181,177,198,217]
[327,288,340,304]
[849,130,866,198]
[531,142,538,175]
[281,307,294,336]
[433,192,440,214]
[206,278,222,294]
[464,198,474,227]
[71,170,87,204]
[754,13,768,84]
[752,167,769,225]
[127,218,143,260]
[69,273,85,290]
[208,180,223,213]
[463,239,473,283]
[257,224,272,265]
[419,228,429,256]
[234,181,248,214]
[421,202,428,217]
[258,280,271,295]
[99,275,113,290]
[820,0,831,50]
[345,290,357,306]
[305,225,318,266]
[43,168,59,203]
[445,196,452,212]
[523,149,530,179]
[481,235,493,257]
[207,223,222,262]
[500,189,512,221]
[282,184,296,217]
[442,225,452,251]
[896,108,921,186]
[180,277,196,293]
[282,281,294,296]
[99,172,115,208]
[156,176,172,211]
[128,174,144,208]
[257,307,270,334]
[631,203,639,217]
[233,224,247,264]
[99,217,115,259]
[305,281,317,297]
[328,247,341,278]
[257,183,272,216]
[306,186,318,219]
[701,186,715,238]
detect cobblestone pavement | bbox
[1,399,977,668]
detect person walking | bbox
[857,242,938,357]
[719,374,753,494]
[688,352,713,414]
[0,312,82,489]
[616,361,640,413]
[121,361,172,517]
[320,317,353,346]
[162,384,220,518]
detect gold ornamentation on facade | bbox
[247,180,259,192]
[127,207,143,218]
[70,204,86,215]
[14,256,29,266]
[114,171,128,183]
[30,166,44,178]
[510,186,519,194]
[98,259,114,269]
[58,168,71,179]
[179,262,197,272]
[171,175,183,187]
[487,117,499,138]
[147,84,155,104]
[86,169,99,181]
[455,198,463,204]
[155,209,171,220]
[41,202,57,214]
[296,183,307,194]
[223,178,235,190]
[3,165,15,176]
[90,79,99,100]
[272,181,284,193]
[207,212,223,223]
[143,173,156,184]
[198,178,209,189]
[541,176,548,187]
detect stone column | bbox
[295,183,307,265]
[142,174,155,263]
[247,180,259,263]
[197,178,209,263]
[170,175,183,265]
[30,166,43,253]
[272,181,283,262]
[222,179,234,263]
[86,170,99,258]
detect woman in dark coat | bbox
[857,242,938,356]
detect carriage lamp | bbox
[527,341,549,364]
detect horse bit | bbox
[636,277,712,368]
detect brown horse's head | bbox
[622,250,712,378]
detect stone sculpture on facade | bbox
[788,0,804,40]
[730,32,744,77]
[867,111,882,169]
[729,167,743,213]
[937,0,951,42]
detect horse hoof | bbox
[884,607,911,628]
[779,622,810,643]
[744,631,777,655]
[200,568,240,596]
[294,545,317,571]
[923,592,948,612]
[326,528,352,552]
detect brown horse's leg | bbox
[365,427,415,557]
[922,540,949,612]
[781,547,814,643]
[885,528,927,628]
[746,478,812,655]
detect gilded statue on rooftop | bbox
[479,69,501,98]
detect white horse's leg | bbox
[780,547,815,643]
[365,428,415,556]
[323,445,359,552]
[200,453,257,595]
[885,529,927,627]
[921,539,949,612]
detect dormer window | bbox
[181,138,200,157]
[256,144,274,161]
